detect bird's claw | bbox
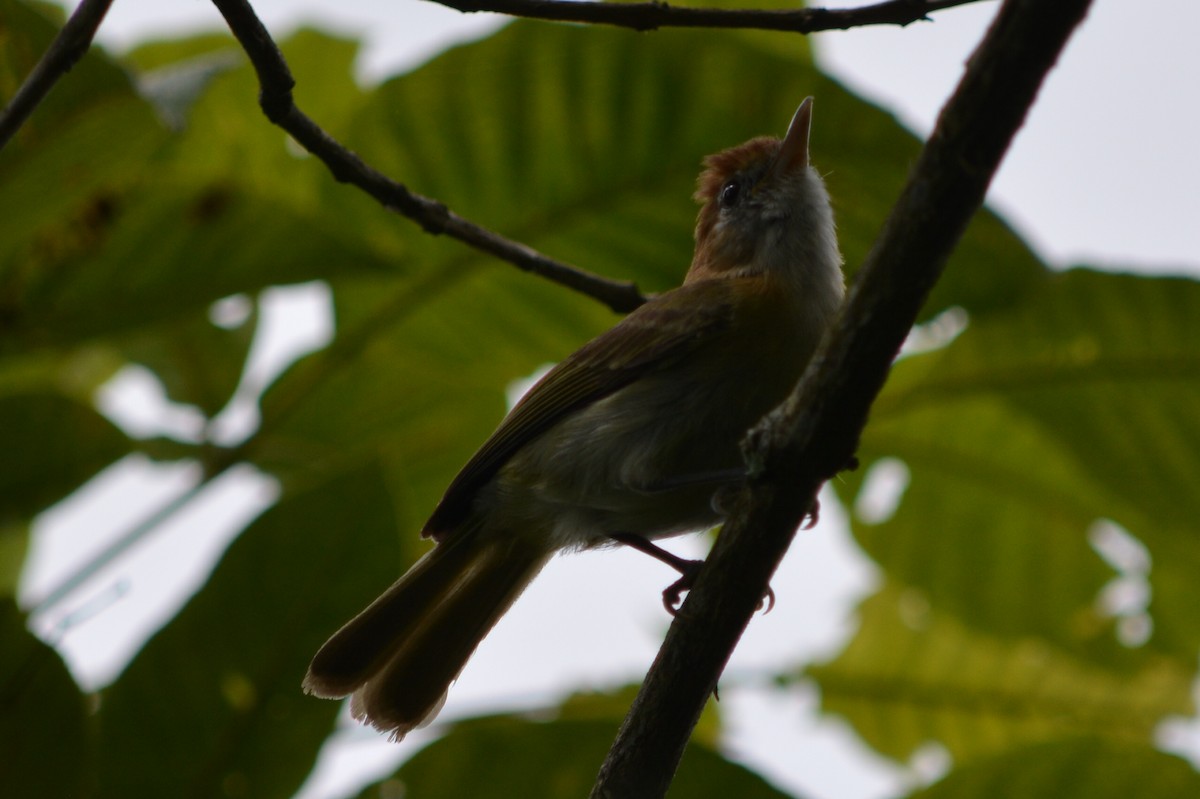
[661,567,776,617]
[802,497,821,529]
[758,585,777,614]
[662,563,702,616]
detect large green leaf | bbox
[839,270,1200,661]
[355,715,802,799]
[335,21,1043,311]
[0,392,129,522]
[0,386,129,594]
[115,301,258,419]
[807,581,1193,765]
[907,739,1200,799]
[0,14,390,353]
[0,0,169,346]
[0,599,90,799]
[95,464,402,799]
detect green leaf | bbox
[555,682,723,749]
[0,21,388,351]
[807,581,1194,765]
[117,300,258,418]
[0,4,168,337]
[338,21,1043,311]
[840,270,1200,661]
[906,739,1200,799]
[355,715,802,799]
[0,599,90,799]
[95,463,403,799]
[0,0,137,144]
[0,392,130,523]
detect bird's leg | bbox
[609,533,700,615]
[609,532,775,616]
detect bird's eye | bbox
[718,180,741,209]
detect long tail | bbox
[303,529,550,739]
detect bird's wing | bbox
[422,279,737,538]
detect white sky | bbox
[21,2,1200,798]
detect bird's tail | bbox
[303,528,550,739]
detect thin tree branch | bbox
[590,0,1094,795]
[207,0,645,314]
[429,0,991,33]
[0,0,114,151]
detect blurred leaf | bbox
[0,392,129,524]
[906,738,1200,799]
[838,271,1200,660]
[807,581,1193,764]
[0,599,90,799]
[117,300,257,418]
[95,463,402,799]
[0,20,387,352]
[355,715,802,799]
[555,682,722,749]
[0,0,135,143]
[0,523,26,595]
[123,32,243,73]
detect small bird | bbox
[303,97,845,739]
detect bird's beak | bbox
[768,97,813,179]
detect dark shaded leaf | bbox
[0,599,90,799]
[117,300,258,418]
[0,392,129,523]
[354,715,802,799]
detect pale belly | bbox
[478,363,798,551]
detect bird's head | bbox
[687,98,842,297]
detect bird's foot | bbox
[802,497,820,529]
[610,533,775,616]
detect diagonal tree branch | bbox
[0,0,114,150]
[590,0,1094,795]
[428,0,992,33]
[208,0,646,314]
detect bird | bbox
[302,97,845,740]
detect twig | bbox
[589,0,1094,796]
[0,0,114,151]
[208,0,645,314]
[429,0,991,33]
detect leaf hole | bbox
[853,457,910,525]
[209,293,253,329]
[899,305,969,358]
[1088,519,1154,648]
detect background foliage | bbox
[1,0,1197,796]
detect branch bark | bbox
[590,0,1094,795]
[209,0,646,313]
[428,0,991,33]
[0,0,113,150]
